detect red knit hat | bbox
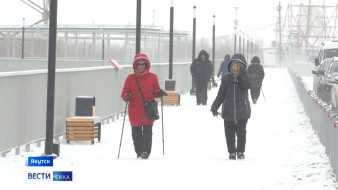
[133,54,150,67]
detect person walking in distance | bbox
[121,54,167,159]
[210,53,251,160]
[247,56,265,104]
[217,54,231,78]
[190,50,213,105]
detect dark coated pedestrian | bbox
[121,54,167,159]
[210,53,251,160]
[190,50,213,105]
[217,54,230,78]
[247,56,265,104]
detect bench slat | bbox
[67,122,94,127]
[67,134,95,137]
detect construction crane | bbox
[21,0,50,27]
[282,0,338,52]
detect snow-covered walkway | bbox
[0,68,337,190]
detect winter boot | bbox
[229,153,236,160]
[237,152,245,159]
[141,152,149,159]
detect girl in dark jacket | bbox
[210,53,251,160]
[247,56,265,104]
[121,54,166,159]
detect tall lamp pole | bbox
[21,18,25,59]
[234,7,239,54]
[246,35,249,60]
[190,6,197,95]
[239,30,242,54]
[44,0,59,158]
[136,0,141,54]
[169,0,174,79]
[277,1,282,67]
[212,15,217,87]
[242,32,245,55]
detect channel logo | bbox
[27,157,53,167]
[26,171,73,181]
[26,172,52,181]
[53,171,73,181]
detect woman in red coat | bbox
[121,54,166,159]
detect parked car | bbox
[330,76,338,112]
[312,57,338,103]
[312,58,331,96]
[315,41,338,66]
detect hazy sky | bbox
[0,0,294,46]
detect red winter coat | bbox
[121,54,161,127]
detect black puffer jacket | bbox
[247,63,264,87]
[211,62,251,121]
[190,50,213,84]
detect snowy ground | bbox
[0,68,337,190]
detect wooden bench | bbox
[66,116,101,144]
[162,91,180,106]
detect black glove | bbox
[211,109,218,117]
[158,89,167,97]
[239,65,246,73]
[124,93,133,102]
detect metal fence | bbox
[1,61,223,157]
[288,67,338,180]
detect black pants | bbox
[131,125,153,156]
[250,87,261,102]
[224,119,248,153]
[195,82,208,105]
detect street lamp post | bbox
[136,0,141,54]
[21,18,25,59]
[165,0,176,91]
[242,32,245,55]
[247,35,249,60]
[277,1,282,67]
[212,15,217,87]
[169,0,174,80]
[233,7,239,54]
[190,6,197,95]
[44,0,59,158]
[239,30,242,54]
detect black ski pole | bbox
[261,87,266,102]
[118,102,128,159]
[161,97,165,155]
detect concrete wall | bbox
[1,61,224,153]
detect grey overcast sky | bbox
[1,0,331,46]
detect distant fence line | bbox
[0,61,222,155]
[0,58,192,72]
[288,67,338,181]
